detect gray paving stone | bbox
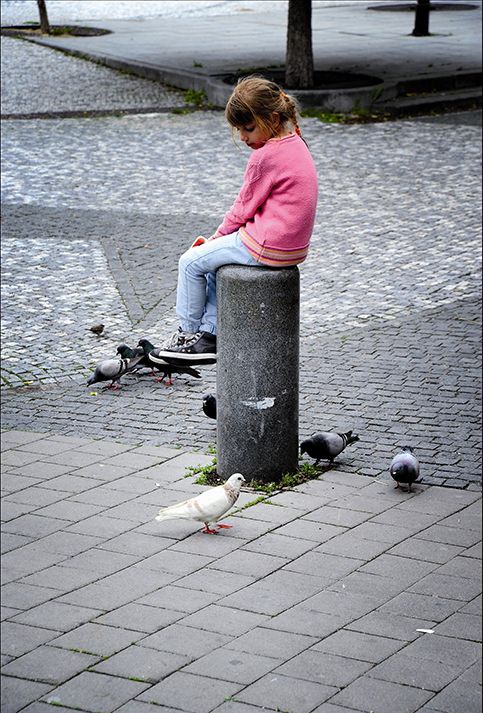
[346,611,438,642]
[137,549,214,576]
[20,564,103,592]
[28,530,102,555]
[2,514,65,539]
[304,589,382,623]
[8,461,73,480]
[1,621,61,657]
[208,550,287,578]
[329,676,434,713]
[225,627,317,660]
[264,606,345,638]
[4,486,68,507]
[92,644,188,682]
[274,520,346,543]
[176,568,256,595]
[168,533,242,558]
[42,450,106,468]
[312,629,405,663]
[359,554,438,585]
[416,524,482,548]
[303,505,372,527]
[16,439,76,456]
[0,532,33,554]
[316,532,391,560]
[10,601,102,632]
[41,671,149,713]
[60,547,141,575]
[268,491,332,511]
[181,604,268,637]
[139,623,232,659]
[275,649,372,688]
[0,676,53,713]
[0,644,98,684]
[328,572,407,603]
[50,622,144,656]
[236,672,338,713]
[212,702,273,713]
[137,671,241,712]
[283,551,365,580]
[460,594,482,616]
[137,585,219,613]
[184,647,278,684]
[423,678,482,713]
[116,704,181,713]
[241,532,315,559]
[436,555,482,580]
[368,651,461,691]
[237,502,301,525]
[96,602,184,633]
[34,500,105,521]
[434,612,482,642]
[66,513,137,538]
[409,573,482,601]
[388,538,464,564]
[401,633,481,670]
[0,583,57,610]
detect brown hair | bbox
[225,75,302,138]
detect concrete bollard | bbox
[217,265,300,483]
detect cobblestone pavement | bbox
[2,105,481,488]
[1,36,187,117]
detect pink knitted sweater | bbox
[216,133,318,266]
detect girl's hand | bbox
[191,235,207,248]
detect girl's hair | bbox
[225,75,302,138]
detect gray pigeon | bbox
[390,446,420,492]
[300,430,360,465]
[87,357,132,389]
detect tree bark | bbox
[37,0,51,34]
[412,0,431,37]
[285,0,314,89]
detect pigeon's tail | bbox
[185,366,201,379]
[155,501,194,522]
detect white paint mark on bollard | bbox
[241,397,276,410]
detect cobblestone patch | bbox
[1,35,187,116]
[1,110,481,488]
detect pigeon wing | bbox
[155,484,230,524]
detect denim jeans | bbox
[176,230,259,335]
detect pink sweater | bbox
[217,133,318,266]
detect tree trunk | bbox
[285,0,314,89]
[37,0,51,34]
[412,0,431,37]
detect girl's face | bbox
[237,121,272,150]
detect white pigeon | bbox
[155,473,246,534]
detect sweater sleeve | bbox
[216,155,274,236]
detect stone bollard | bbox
[217,265,300,483]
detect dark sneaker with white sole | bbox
[150,328,217,365]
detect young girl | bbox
[151,76,318,364]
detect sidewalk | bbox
[1,428,481,713]
[1,2,482,711]
[12,1,483,110]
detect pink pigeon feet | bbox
[216,524,233,529]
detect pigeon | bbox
[202,393,217,419]
[300,430,360,465]
[87,357,132,389]
[116,343,149,372]
[89,323,105,335]
[390,446,420,492]
[155,473,246,534]
[137,338,201,385]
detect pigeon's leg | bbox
[394,482,401,490]
[202,523,218,535]
[216,523,232,529]
[407,483,412,493]
[104,382,121,390]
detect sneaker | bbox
[150,330,217,365]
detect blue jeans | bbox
[176,230,259,335]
